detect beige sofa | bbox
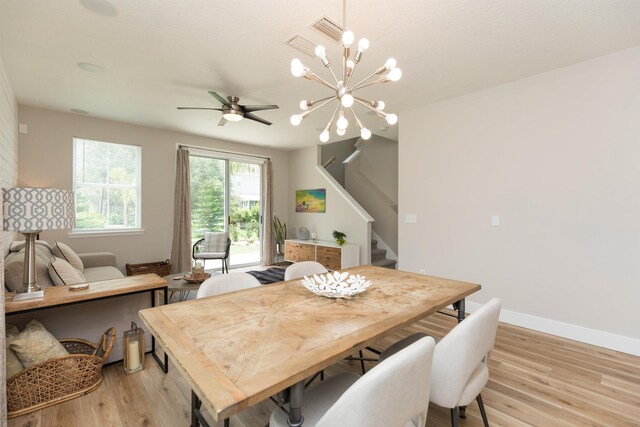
[4,241,152,363]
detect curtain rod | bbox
[178,144,271,160]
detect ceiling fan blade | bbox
[208,91,231,106]
[177,107,223,111]
[242,105,280,113]
[218,117,227,126]
[244,112,272,126]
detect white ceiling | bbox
[1,0,640,150]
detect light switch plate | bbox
[18,123,28,134]
[491,215,500,226]
[405,214,417,223]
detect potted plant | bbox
[273,214,287,255]
[333,230,346,246]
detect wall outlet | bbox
[418,269,426,275]
[405,214,417,223]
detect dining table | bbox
[138,265,481,427]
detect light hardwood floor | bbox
[8,310,640,427]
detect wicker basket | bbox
[7,327,116,418]
[125,259,172,277]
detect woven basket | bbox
[7,327,116,418]
[125,259,172,277]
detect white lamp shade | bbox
[3,188,74,232]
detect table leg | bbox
[456,298,466,323]
[287,380,305,426]
[151,289,169,373]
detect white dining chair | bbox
[270,336,436,427]
[196,272,260,299]
[380,298,502,427]
[284,261,328,281]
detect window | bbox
[73,138,141,232]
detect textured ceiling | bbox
[1,0,640,150]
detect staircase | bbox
[371,239,396,269]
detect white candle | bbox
[128,340,140,371]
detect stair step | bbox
[370,239,378,248]
[372,258,397,269]
[371,248,387,261]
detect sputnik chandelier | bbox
[289,3,401,143]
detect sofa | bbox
[4,240,152,363]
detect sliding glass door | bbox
[189,153,262,268]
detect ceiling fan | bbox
[177,91,279,126]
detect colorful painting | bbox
[296,189,326,213]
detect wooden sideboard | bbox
[284,239,359,270]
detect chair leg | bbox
[224,418,229,427]
[459,405,467,418]
[477,394,490,427]
[450,407,459,427]
[359,350,366,375]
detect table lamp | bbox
[2,187,74,301]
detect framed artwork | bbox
[296,189,326,213]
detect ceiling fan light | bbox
[223,112,243,122]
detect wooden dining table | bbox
[139,265,480,427]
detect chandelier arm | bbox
[303,96,338,117]
[326,65,340,85]
[307,71,338,91]
[351,77,386,92]
[345,61,359,87]
[350,71,383,92]
[324,103,341,131]
[353,97,378,112]
[349,107,364,129]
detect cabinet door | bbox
[299,243,315,262]
[284,241,299,262]
[316,246,341,270]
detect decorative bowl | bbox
[183,272,211,284]
[301,271,372,298]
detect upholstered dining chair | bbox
[284,261,328,281]
[192,231,231,273]
[270,336,436,427]
[380,298,502,427]
[196,272,260,299]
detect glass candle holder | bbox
[123,321,145,374]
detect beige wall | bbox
[17,105,289,271]
[0,53,17,426]
[399,46,640,345]
[288,146,371,264]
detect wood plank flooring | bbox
[8,311,640,427]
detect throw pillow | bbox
[48,257,86,286]
[52,241,84,272]
[204,231,229,253]
[3,251,53,292]
[6,324,25,378]
[10,319,69,369]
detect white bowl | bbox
[301,271,372,298]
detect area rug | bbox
[246,267,286,285]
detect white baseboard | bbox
[465,301,640,357]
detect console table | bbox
[284,239,359,270]
[5,273,169,373]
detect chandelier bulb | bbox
[342,31,355,47]
[347,60,355,70]
[386,68,402,82]
[384,58,397,71]
[315,45,326,58]
[319,130,330,143]
[336,114,349,130]
[299,100,309,110]
[337,127,346,136]
[358,38,369,52]
[291,59,306,77]
[341,94,354,108]
[375,100,385,111]
[385,113,398,125]
[360,127,372,140]
[290,114,303,126]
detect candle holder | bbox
[123,321,145,374]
